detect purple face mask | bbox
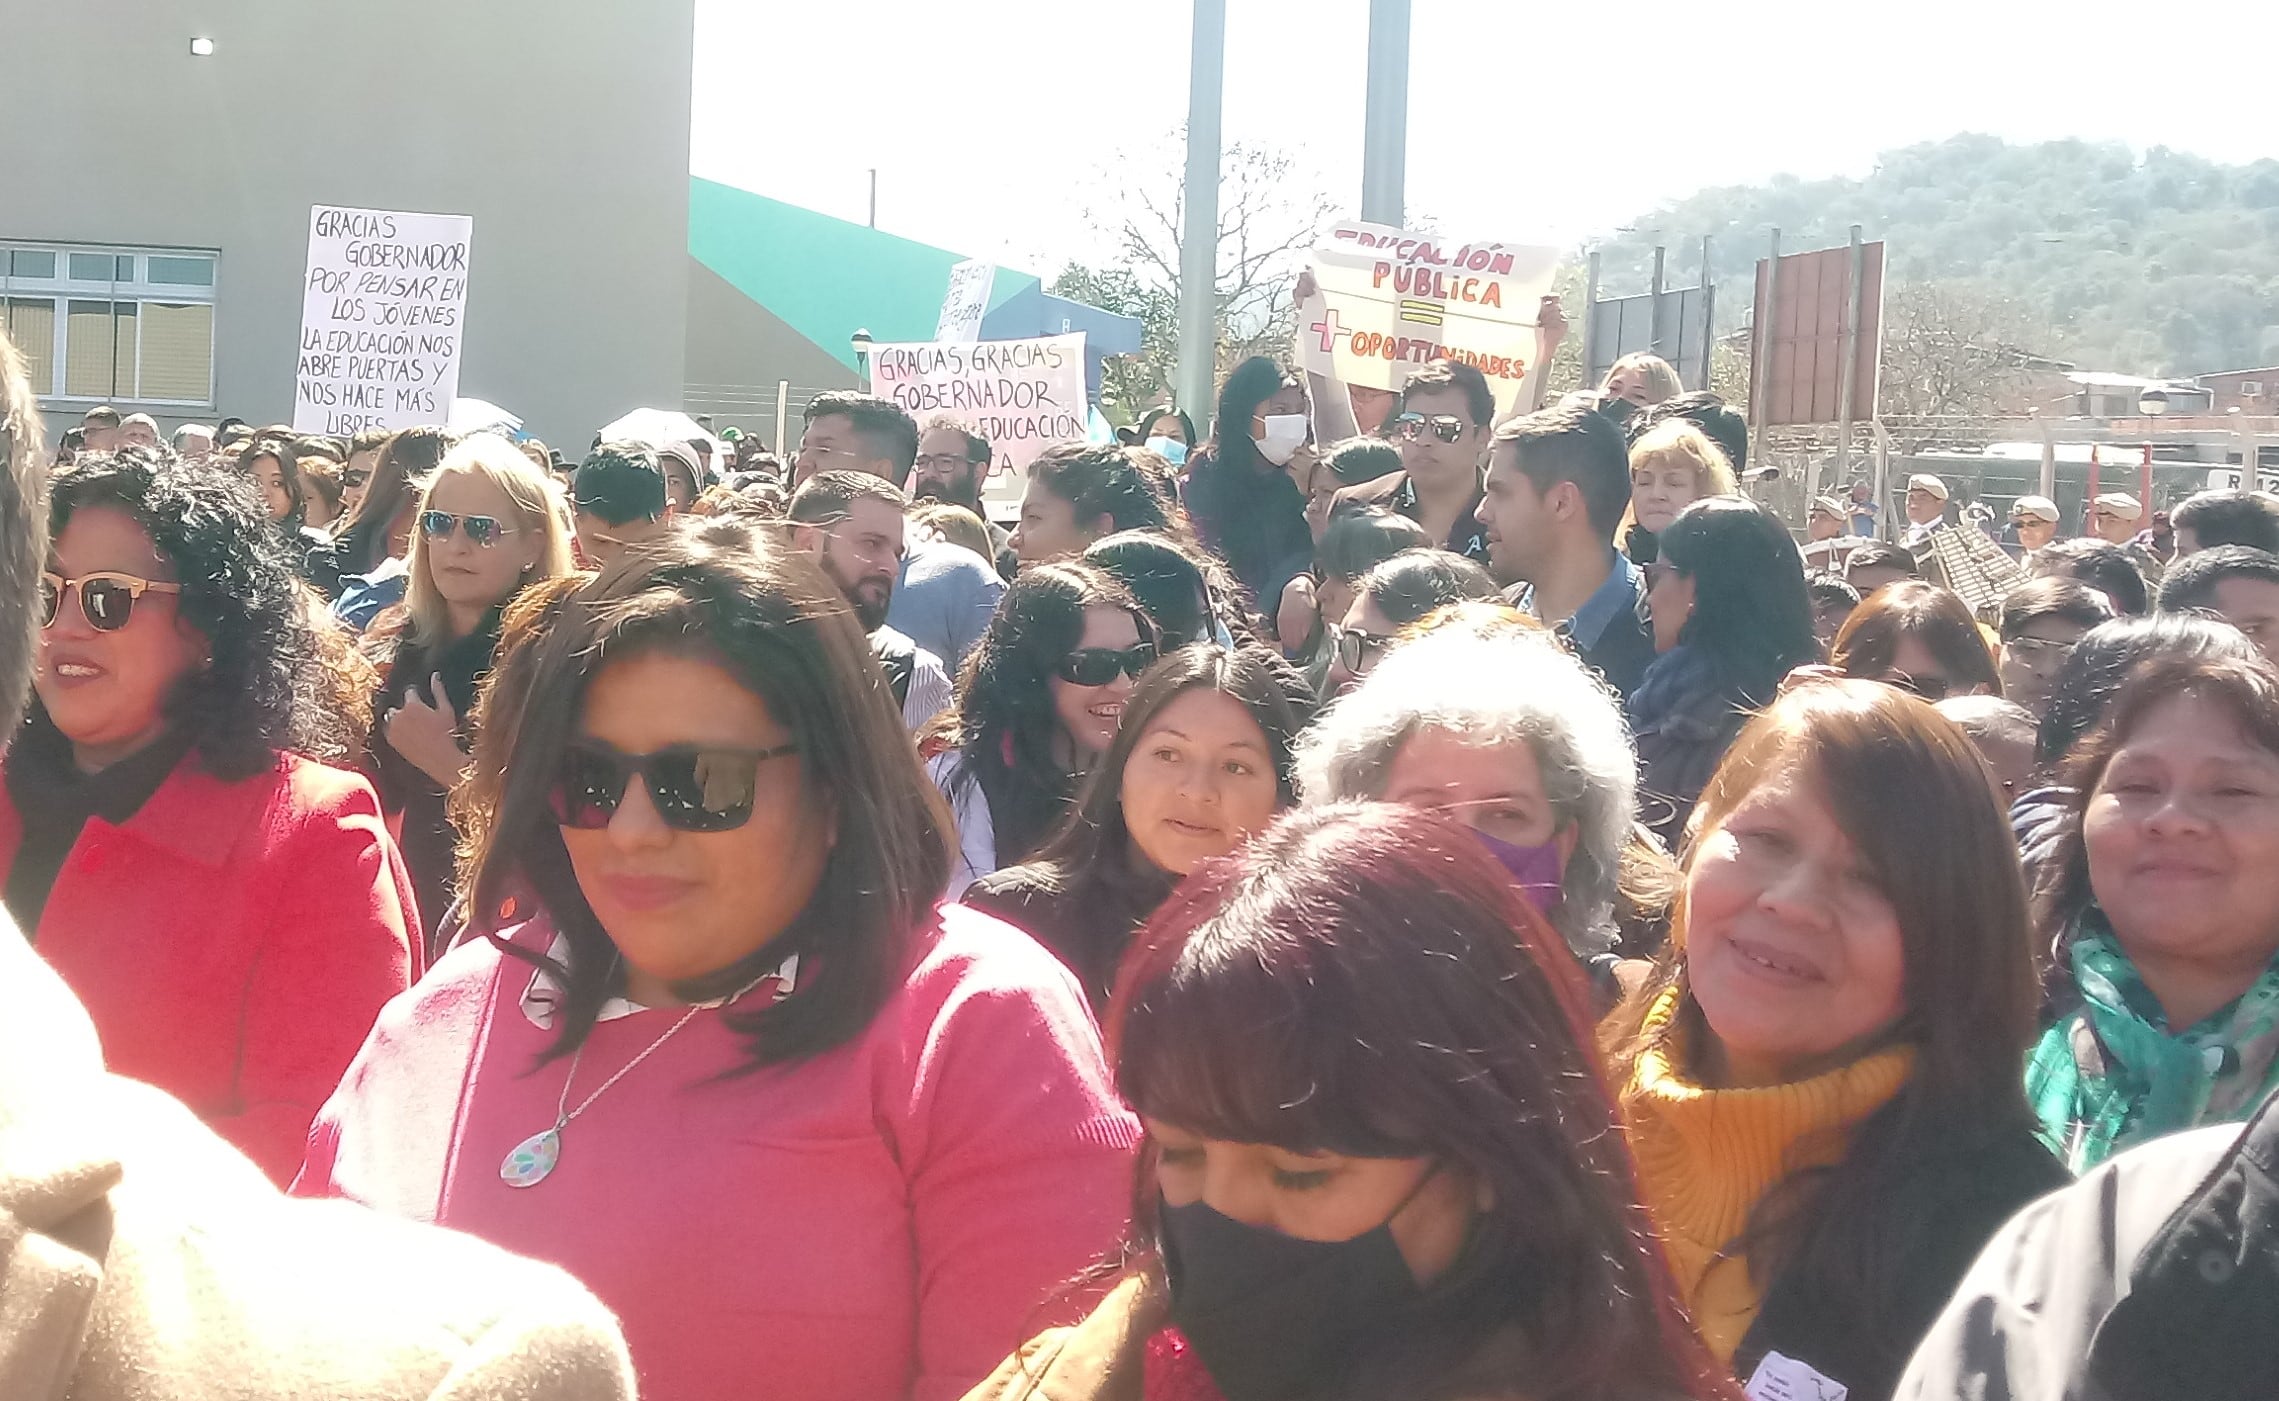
[1471,827,1565,913]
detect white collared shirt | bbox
[519,937,800,1029]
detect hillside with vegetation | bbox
[1588,134,2279,392]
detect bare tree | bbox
[1879,280,2066,447]
[1067,135,1342,420]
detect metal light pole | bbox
[1359,0,1410,226]
[1175,0,1225,427]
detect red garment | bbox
[296,902,1141,1401]
[0,750,417,1185]
[1144,1327,1230,1401]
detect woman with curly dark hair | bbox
[922,561,1158,894]
[0,450,417,1185]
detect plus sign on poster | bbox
[1295,221,1560,415]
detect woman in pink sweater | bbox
[297,525,1140,1401]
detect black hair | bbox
[990,643,1316,1002]
[1398,359,1495,430]
[2157,544,2279,614]
[2030,538,2149,616]
[1211,356,1305,477]
[1028,443,1183,539]
[2171,489,2279,556]
[1495,404,1632,537]
[331,425,453,576]
[802,391,920,474]
[1357,548,1499,627]
[1322,436,1403,488]
[1842,541,1921,584]
[572,441,669,525]
[462,524,954,1068]
[41,452,356,777]
[0,333,45,737]
[2002,575,2117,640]
[1318,510,1431,585]
[1807,573,1861,612]
[1659,496,1818,703]
[1626,391,1749,472]
[1084,531,1214,650]
[2031,613,2259,767]
[925,561,1158,866]
[1136,407,1197,449]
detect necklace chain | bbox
[549,966,776,1131]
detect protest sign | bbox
[1295,221,1561,414]
[867,333,1087,483]
[936,259,995,342]
[293,205,474,434]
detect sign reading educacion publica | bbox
[1296,221,1560,414]
[293,205,474,434]
[867,332,1087,479]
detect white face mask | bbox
[1254,414,1309,467]
[1145,435,1189,467]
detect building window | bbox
[0,241,218,407]
[2244,381,2265,399]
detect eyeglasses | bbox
[2004,636,2076,668]
[39,570,183,632]
[1332,624,1394,676]
[1390,413,1468,444]
[420,510,520,546]
[913,452,982,473]
[343,468,371,488]
[1053,643,1157,687]
[547,742,801,833]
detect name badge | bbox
[1744,1350,1848,1401]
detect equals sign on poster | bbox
[1397,299,1445,326]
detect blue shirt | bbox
[1515,549,1641,651]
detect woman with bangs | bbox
[301,525,1138,1400]
[968,802,1733,1401]
[1606,680,2065,1401]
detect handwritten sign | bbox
[868,333,1087,480]
[293,205,473,434]
[1296,220,1560,414]
[936,259,995,342]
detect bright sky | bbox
[692,0,2272,276]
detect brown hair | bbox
[1606,680,2040,1323]
[1831,580,2002,695]
[2031,654,2279,985]
[297,456,344,519]
[459,523,953,1068]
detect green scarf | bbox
[2027,911,2279,1173]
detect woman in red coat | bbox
[0,449,416,1184]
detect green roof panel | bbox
[689,176,1039,370]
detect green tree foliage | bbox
[1591,135,2279,378]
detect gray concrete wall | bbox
[682,257,857,454]
[1,0,692,447]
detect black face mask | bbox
[1160,1192,1426,1401]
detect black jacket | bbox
[1737,1124,2069,1401]
[370,608,504,959]
[1899,1088,2279,1401]
[963,854,1175,1014]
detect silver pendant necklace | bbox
[500,965,779,1189]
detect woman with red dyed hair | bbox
[967,802,1734,1401]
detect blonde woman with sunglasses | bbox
[369,434,573,957]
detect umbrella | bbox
[447,397,522,434]
[598,407,711,447]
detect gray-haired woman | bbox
[1294,622,1663,991]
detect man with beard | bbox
[788,471,954,730]
[911,415,1012,556]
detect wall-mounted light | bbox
[189,37,215,56]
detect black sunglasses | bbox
[547,742,800,833]
[420,510,519,546]
[1391,412,1467,444]
[343,468,371,488]
[39,570,183,632]
[1332,624,1394,675]
[1054,643,1157,687]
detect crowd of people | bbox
[6,324,2279,1401]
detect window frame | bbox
[0,239,220,409]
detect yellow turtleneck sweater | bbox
[1619,990,1914,1363]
